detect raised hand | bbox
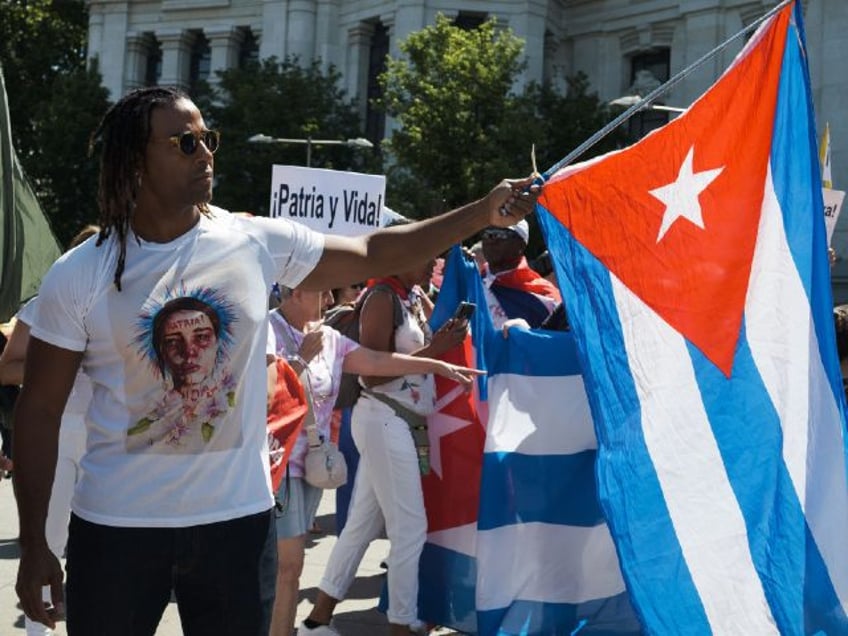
[483,176,542,227]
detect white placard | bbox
[823,188,845,245]
[269,165,387,236]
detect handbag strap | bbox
[273,314,322,448]
[362,387,427,431]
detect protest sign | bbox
[824,187,845,244]
[269,165,386,236]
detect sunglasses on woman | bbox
[481,228,519,241]
[168,129,221,156]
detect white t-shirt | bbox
[18,298,91,450]
[363,290,437,416]
[268,310,358,477]
[30,209,324,527]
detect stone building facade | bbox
[85,0,848,292]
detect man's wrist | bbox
[470,197,492,231]
[18,533,50,551]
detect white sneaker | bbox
[408,619,429,634]
[297,621,341,636]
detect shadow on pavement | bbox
[299,571,386,605]
[0,536,20,560]
[333,606,389,633]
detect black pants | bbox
[65,509,277,636]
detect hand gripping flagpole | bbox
[541,0,795,181]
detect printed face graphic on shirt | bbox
[159,309,218,389]
[128,289,240,454]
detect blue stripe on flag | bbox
[772,11,846,630]
[482,326,584,377]
[688,331,803,634]
[478,451,603,529]
[803,524,846,632]
[537,210,710,632]
[769,10,848,630]
[771,12,845,407]
[418,542,478,633]
[477,594,641,636]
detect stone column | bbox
[124,31,148,90]
[389,1,424,59]
[88,1,130,99]
[511,0,548,89]
[543,30,564,93]
[158,29,192,91]
[346,23,375,121]
[87,6,105,67]
[678,8,723,105]
[315,0,340,71]
[375,14,397,137]
[287,0,317,64]
[259,0,286,60]
[206,26,242,85]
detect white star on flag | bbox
[426,411,471,478]
[650,145,724,242]
[427,385,475,478]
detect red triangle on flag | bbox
[540,8,791,376]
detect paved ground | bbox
[0,475,461,635]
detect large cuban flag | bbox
[418,246,640,634]
[536,2,848,633]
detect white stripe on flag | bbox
[484,374,596,455]
[745,167,811,500]
[475,522,626,610]
[745,167,848,608]
[611,275,779,634]
[427,522,477,558]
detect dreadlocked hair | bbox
[88,86,211,291]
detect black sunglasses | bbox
[481,228,518,241]
[168,129,221,156]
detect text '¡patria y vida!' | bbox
[271,184,384,229]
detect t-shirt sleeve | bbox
[322,326,359,378]
[15,297,38,328]
[246,216,325,289]
[338,332,359,358]
[28,252,92,352]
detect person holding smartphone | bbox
[299,248,472,636]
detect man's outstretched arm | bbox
[300,177,540,290]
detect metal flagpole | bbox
[542,0,795,180]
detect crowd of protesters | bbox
[0,85,539,636]
[4,84,842,636]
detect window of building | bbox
[365,22,389,145]
[189,31,211,89]
[454,11,488,30]
[239,28,259,68]
[144,35,162,86]
[628,48,670,138]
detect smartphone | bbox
[453,301,476,321]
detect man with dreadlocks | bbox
[11,85,538,635]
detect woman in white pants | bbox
[299,256,469,636]
[269,283,477,636]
